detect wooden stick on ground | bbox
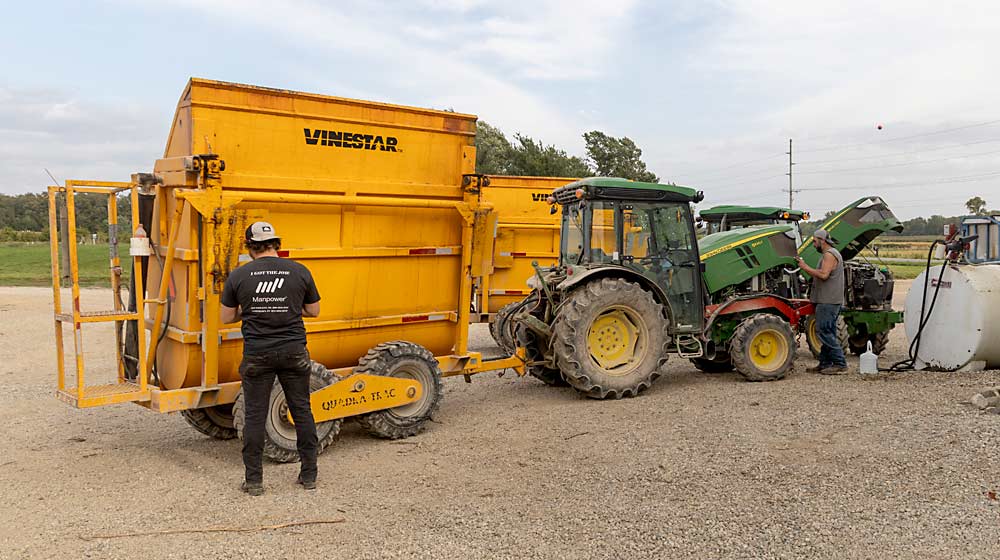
[80,518,347,541]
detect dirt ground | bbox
[1,281,998,559]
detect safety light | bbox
[575,189,585,199]
[546,196,555,204]
[803,212,810,220]
[782,212,790,219]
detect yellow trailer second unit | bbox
[49,79,524,460]
[473,175,573,322]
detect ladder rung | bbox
[55,310,140,323]
[57,382,149,408]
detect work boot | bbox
[806,363,828,373]
[241,481,264,496]
[821,365,849,375]
[297,475,317,490]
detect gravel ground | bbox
[1,282,998,559]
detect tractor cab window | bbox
[622,202,703,332]
[590,201,618,265]
[561,203,586,265]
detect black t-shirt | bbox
[221,256,321,354]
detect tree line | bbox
[0,192,131,242]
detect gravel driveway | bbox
[1,282,997,559]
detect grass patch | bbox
[886,263,931,280]
[0,243,129,287]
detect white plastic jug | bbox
[860,341,879,374]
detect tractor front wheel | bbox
[730,314,795,382]
[552,278,669,399]
[803,314,849,359]
[233,360,343,463]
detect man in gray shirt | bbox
[797,229,848,374]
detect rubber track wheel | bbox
[552,278,669,399]
[730,314,796,382]
[690,353,734,374]
[355,341,443,440]
[803,315,849,359]
[233,360,342,463]
[181,405,237,440]
[515,322,568,387]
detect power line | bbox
[798,137,1000,165]
[795,118,1000,154]
[798,170,1000,192]
[673,152,785,180]
[794,147,1000,175]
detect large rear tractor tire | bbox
[552,278,670,399]
[181,405,237,440]
[849,330,889,356]
[690,352,734,374]
[356,341,444,439]
[730,314,796,382]
[233,360,343,463]
[490,301,521,354]
[803,314,849,359]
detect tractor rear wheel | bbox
[552,278,669,399]
[356,341,443,439]
[803,314,849,359]
[730,314,795,382]
[233,360,343,463]
[849,330,889,355]
[690,352,734,374]
[181,404,237,440]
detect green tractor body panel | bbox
[798,196,903,266]
[699,225,799,295]
[552,177,704,205]
[700,205,808,224]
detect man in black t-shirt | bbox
[221,221,321,496]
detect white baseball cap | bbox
[245,221,280,242]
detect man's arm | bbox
[221,304,242,324]
[303,302,320,317]
[798,252,836,280]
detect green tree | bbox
[475,121,514,175]
[583,131,658,182]
[505,134,593,177]
[965,196,987,215]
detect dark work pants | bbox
[815,303,848,368]
[239,345,318,484]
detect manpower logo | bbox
[255,278,285,294]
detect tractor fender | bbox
[556,266,675,324]
[706,295,814,329]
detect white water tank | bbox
[904,264,1000,371]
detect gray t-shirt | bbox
[810,247,845,305]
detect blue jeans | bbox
[815,303,847,368]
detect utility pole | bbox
[786,138,795,209]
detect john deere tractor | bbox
[506,178,816,399]
[697,198,904,357]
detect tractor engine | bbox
[843,261,894,310]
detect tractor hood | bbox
[699,224,799,295]
[699,205,808,223]
[798,196,903,265]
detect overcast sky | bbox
[2,0,998,219]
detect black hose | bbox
[884,240,946,372]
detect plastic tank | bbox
[904,263,1000,370]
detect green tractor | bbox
[697,198,904,357]
[507,178,816,398]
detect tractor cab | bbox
[553,178,706,334]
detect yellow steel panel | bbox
[470,209,497,278]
